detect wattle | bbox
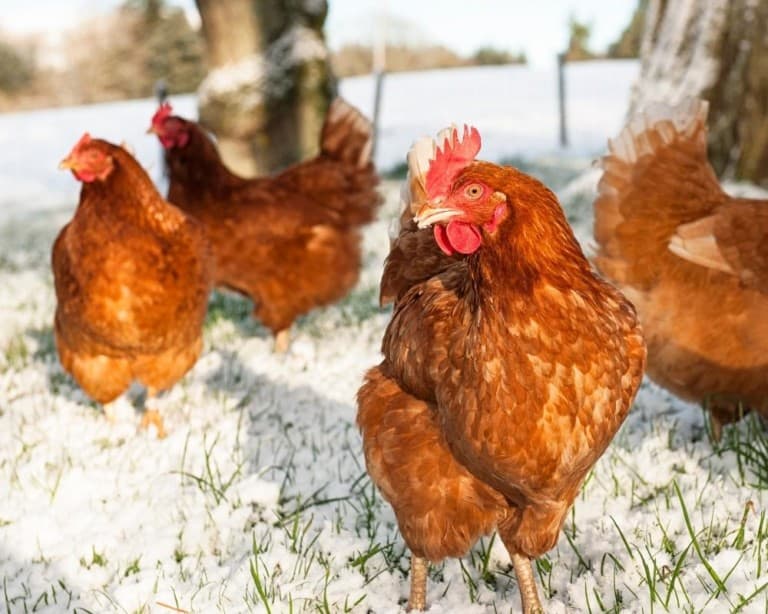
[433,221,482,256]
[73,169,97,183]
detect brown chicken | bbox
[357,126,646,611]
[594,98,768,439]
[149,98,381,352]
[54,134,212,436]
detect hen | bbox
[594,99,768,438]
[357,126,646,611]
[54,134,212,436]
[149,98,381,352]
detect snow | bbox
[0,96,197,215]
[2,60,768,613]
[630,0,729,112]
[343,59,639,172]
[198,25,329,110]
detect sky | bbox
[0,0,638,68]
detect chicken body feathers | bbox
[52,142,211,403]
[593,97,768,420]
[164,98,381,335]
[360,132,645,566]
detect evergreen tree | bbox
[564,18,596,61]
[607,0,648,59]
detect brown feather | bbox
[593,98,768,423]
[52,140,212,403]
[359,156,645,578]
[163,98,382,335]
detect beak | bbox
[146,125,158,135]
[413,202,462,229]
[58,156,76,171]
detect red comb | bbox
[425,125,481,200]
[72,132,92,152]
[151,102,173,129]
[69,132,91,156]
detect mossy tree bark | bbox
[630,0,768,185]
[195,0,336,176]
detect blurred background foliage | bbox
[0,0,641,111]
[0,0,204,109]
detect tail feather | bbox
[280,98,381,227]
[321,98,375,168]
[593,98,726,287]
[321,98,381,226]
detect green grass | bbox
[718,412,768,489]
[174,432,245,506]
[3,577,76,612]
[0,333,30,372]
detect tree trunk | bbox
[630,0,768,185]
[194,0,336,177]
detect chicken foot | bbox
[511,552,544,614]
[406,555,428,611]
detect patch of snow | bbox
[0,95,196,216]
[199,25,328,110]
[273,24,329,66]
[198,54,269,108]
[340,60,639,171]
[631,0,729,110]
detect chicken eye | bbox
[464,184,484,200]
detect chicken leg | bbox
[274,329,291,354]
[706,396,749,443]
[407,555,428,611]
[102,401,118,424]
[138,386,167,438]
[511,552,544,614]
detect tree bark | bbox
[630,0,768,185]
[195,0,336,177]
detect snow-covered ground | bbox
[2,61,768,613]
[1,60,635,215]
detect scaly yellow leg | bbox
[102,401,118,424]
[273,329,291,354]
[407,555,427,611]
[511,552,544,614]
[138,387,167,438]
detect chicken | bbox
[148,98,381,352]
[54,134,212,436]
[594,98,768,439]
[357,126,646,611]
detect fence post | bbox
[372,70,385,162]
[371,3,387,163]
[154,79,168,180]
[557,52,568,148]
